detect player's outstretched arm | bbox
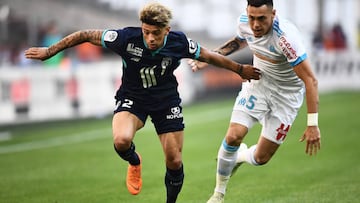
[212,36,248,56]
[294,59,321,156]
[188,36,253,76]
[197,47,261,80]
[24,29,103,61]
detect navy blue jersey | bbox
[101,27,201,106]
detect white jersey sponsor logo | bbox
[126,43,143,57]
[279,36,297,60]
[167,106,183,119]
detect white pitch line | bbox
[0,105,232,154]
[0,129,111,154]
[0,131,12,141]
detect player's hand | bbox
[188,59,209,72]
[239,64,261,81]
[24,47,51,61]
[299,126,321,156]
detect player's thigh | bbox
[112,111,144,143]
[112,96,147,143]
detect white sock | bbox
[214,174,230,195]
[237,144,259,166]
[214,139,238,194]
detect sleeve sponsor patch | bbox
[103,30,118,42]
[187,38,198,54]
[279,36,297,60]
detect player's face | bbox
[141,23,170,50]
[246,5,275,38]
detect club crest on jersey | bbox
[161,57,172,75]
[161,57,172,68]
[126,43,143,57]
[104,31,118,42]
[246,36,253,42]
[276,123,290,141]
[167,106,183,119]
[269,45,277,53]
[187,38,198,54]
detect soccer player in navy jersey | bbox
[24,2,260,202]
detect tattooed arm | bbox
[25,30,103,61]
[212,36,248,56]
[189,36,248,72]
[198,47,260,80]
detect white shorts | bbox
[230,80,305,144]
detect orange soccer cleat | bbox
[126,153,142,195]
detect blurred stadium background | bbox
[0,0,359,124]
[0,1,359,202]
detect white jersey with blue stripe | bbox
[237,14,306,91]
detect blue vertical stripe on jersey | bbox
[273,19,283,37]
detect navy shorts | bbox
[114,96,184,134]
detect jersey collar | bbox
[143,35,168,56]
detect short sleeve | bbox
[277,21,307,67]
[186,38,201,59]
[236,13,248,40]
[101,29,125,55]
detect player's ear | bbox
[165,26,170,35]
[272,9,276,17]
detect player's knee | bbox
[113,133,132,150]
[226,132,245,146]
[226,124,247,145]
[166,156,182,169]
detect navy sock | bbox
[113,142,140,165]
[165,164,184,203]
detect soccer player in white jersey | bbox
[190,0,321,202]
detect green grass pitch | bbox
[0,91,359,203]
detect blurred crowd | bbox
[0,5,359,69]
[312,23,349,51]
[0,9,103,69]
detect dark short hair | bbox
[247,0,273,7]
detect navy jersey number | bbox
[140,66,157,88]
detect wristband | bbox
[238,64,243,75]
[307,113,318,126]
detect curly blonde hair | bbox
[139,2,172,28]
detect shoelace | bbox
[129,165,140,181]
